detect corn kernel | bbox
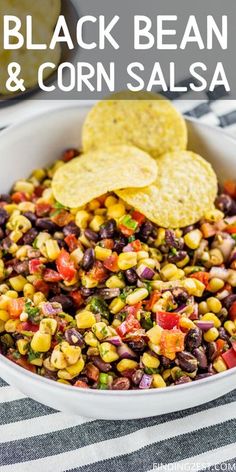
[33,292,46,305]
[89,215,105,232]
[208,278,224,292]
[146,324,163,345]
[140,258,156,269]
[207,297,222,313]
[227,270,236,287]
[126,288,149,305]
[15,215,32,233]
[0,261,4,280]
[116,358,138,372]
[154,228,166,247]
[95,246,112,261]
[84,331,99,347]
[99,342,119,363]
[75,210,90,229]
[10,230,23,243]
[45,239,60,261]
[118,252,137,270]
[40,318,58,335]
[60,342,81,365]
[201,312,221,328]
[148,341,161,355]
[57,379,71,384]
[160,264,178,281]
[66,356,85,377]
[162,369,171,381]
[198,301,209,315]
[16,338,29,355]
[105,195,118,208]
[30,357,43,367]
[35,232,51,250]
[23,283,35,299]
[20,312,28,322]
[179,317,195,330]
[0,320,5,332]
[6,290,18,299]
[0,309,9,322]
[152,374,166,388]
[204,209,224,223]
[92,322,111,340]
[107,203,126,219]
[142,352,160,369]
[184,229,202,249]
[203,327,219,342]
[183,278,205,297]
[137,250,149,261]
[224,320,236,336]
[76,310,96,329]
[70,247,84,266]
[9,275,27,292]
[31,332,51,352]
[88,199,100,211]
[81,275,98,289]
[18,202,35,213]
[109,297,125,314]
[32,168,46,182]
[51,349,67,369]
[14,180,34,195]
[57,370,73,380]
[213,356,227,372]
[209,248,224,266]
[106,275,125,289]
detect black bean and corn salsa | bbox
[1,149,236,390]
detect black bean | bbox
[175,375,192,385]
[14,260,29,275]
[0,194,11,203]
[0,208,8,226]
[206,342,218,362]
[223,294,236,310]
[63,222,80,237]
[21,228,38,245]
[193,347,208,370]
[112,377,130,390]
[165,229,184,250]
[80,287,95,297]
[128,338,146,352]
[160,356,172,369]
[195,373,214,380]
[91,356,112,372]
[49,295,74,312]
[172,288,189,305]
[0,228,4,240]
[99,219,116,239]
[177,351,198,373]
[218,327,230,343]
[185,328,202,351]
[84,229,99,242]
[215,194,236,215]
[125,269,138,284]
[81,248,95,271]
[138,221,153,241]
[131,369,143,385]
[168,250,187,263]
[1,237,12,251]
[65,328,84,347]
[36,218,58,232]
[113,236,126,253]
[23,212,37,225]
[182,225,195,235]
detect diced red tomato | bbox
[231,338,236,353]
[229,301,236,321]
[100,239,114,249]
[145,291,161,311]
[131,239,142,252]
[62,148,79,162]
[19,321,39,333]
[70,291,84,308]
[74,380,89,388]
[131,211,145,226]
[33,185,44,198]
[43,268,63,283]
[51,210,73,227]
[116,313,141,338]
[216,339,226,355]
[8,298,25,319]
[224,180,236,198]
[56,249,77,282]
[190,271,210,287]
[156,311,180,330]
[125,302,142,318]
[222,348,236,368]
[35,202,51,217]
[225,225,236,235]
[96,194,107,206]
[11,192,29,203]
[64,234,78,252]
[86,363,99,382]
[33,279,49,296]
[29,258,43,274]
[160,329,186,360]
[90,261,108,282]
[103,252,119,272]
[7,354,36,373]
[119,224,135,237]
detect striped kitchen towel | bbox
[0,90,236,472]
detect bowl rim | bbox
[0,102,236,396]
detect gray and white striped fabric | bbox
[0,94,236,472]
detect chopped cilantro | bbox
[28,349,41,362]
[12,351,21,360]
[25,300,40,322]
[144,367,160,374]
[90,297,110,320]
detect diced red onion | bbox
[225,216,236,225]
[209,267,229,281]
[106,336,122,347]
[117,342,137,359]
[137,279,146,288]
[136,264,155,280]
[175,304,187,313]
[123,244,134,252]
[139,374,153,389]
[217,289,231,300]
[41,302,62,316]
[195,320,214,331]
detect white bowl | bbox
[0,105,236,420]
